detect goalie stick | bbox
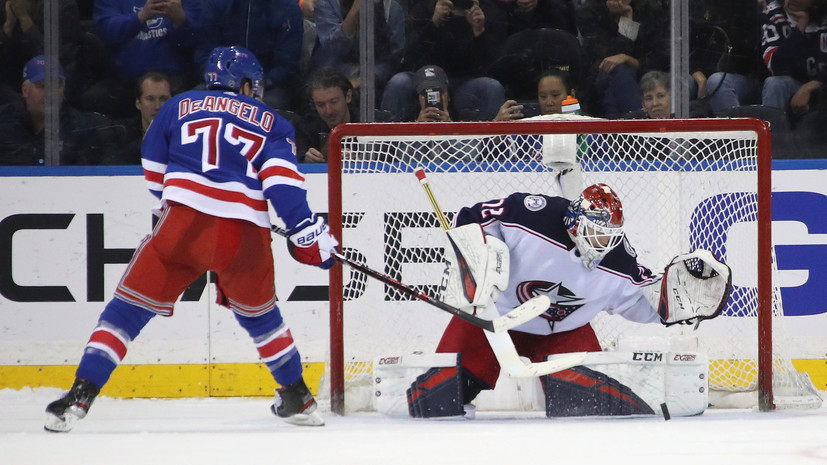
[271,225,549,333]
[413,167,588,377]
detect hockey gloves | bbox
[287,215,339,270]
[657,249,732,327]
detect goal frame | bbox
[325,118,773,414]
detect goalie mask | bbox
[564,183,625,270]
[204,46,264,100]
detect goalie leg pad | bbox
[544,366,656,417]
[374,353,459,417]
[406,365,491,418]
[407,367,465,418]
[543,350,709,417]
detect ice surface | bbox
[2,387,827,465]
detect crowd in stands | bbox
[1,0,826,165]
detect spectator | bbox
[299,67,358,163]
[196,0,303,112]
[492,67,577,120]
[638,69,671,118]
[574,0,670,118]
[497,68,585,169]
[380,0,508,121]
[760,0,827,116]
[608,69,673,120]
[0,0,83,105]
[392,65,501,163]
[536,68,577,115]
[410,64,508,123]
[688,0,764,116]
[0,55,117,165]
[85,0,200,119]
[413,65,453,122]
[101,71,171,165]
[492,98,525,121]
[310,0,405,93]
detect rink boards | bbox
[0,163,825,397]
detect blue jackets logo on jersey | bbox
[516,280,585,321]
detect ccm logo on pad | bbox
[632,352,663,362]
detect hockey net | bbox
[324,116,822,414]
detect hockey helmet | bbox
[564,183,625,270]
[204,46,264,99]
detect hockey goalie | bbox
[379,183,731,419]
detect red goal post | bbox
[323,117,820,415]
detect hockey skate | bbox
[44,378,100,433]
[271,378,324,426]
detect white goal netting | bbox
[325,117,822,413]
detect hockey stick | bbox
[413,167,587,377]
[478,303,588,377]
[271,225,548,333]
[414,167,451,229]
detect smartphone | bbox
[451,0,474,10]
[424,88,443,111]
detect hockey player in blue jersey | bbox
[44,46,337,432]
[407,183,730,418]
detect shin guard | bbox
[75,298,155,389]
[544,366,656,417]
[407,366,466,418]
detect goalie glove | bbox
[657,249,732,326]
[438,224,509,314]
[287,215,339,269]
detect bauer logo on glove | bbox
[287,215,340,270]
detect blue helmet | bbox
[204,46,264,99]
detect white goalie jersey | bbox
[452,192,662,336]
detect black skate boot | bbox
[44,378,100,433]
[271,378,324,426]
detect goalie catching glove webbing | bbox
[655,249,732,326]
[438,224,509,314]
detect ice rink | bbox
[2,387,826,465]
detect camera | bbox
[451,0,474,10]
[423,88,444,110]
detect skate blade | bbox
[44,412,77,433]
[280,411,325,427]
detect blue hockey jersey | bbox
[141,89,312,230]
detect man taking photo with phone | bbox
[415,65,452,121]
